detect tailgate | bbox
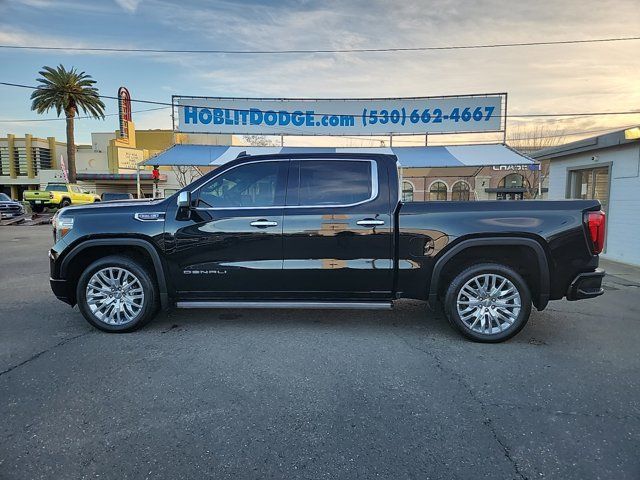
[24,191,50,200]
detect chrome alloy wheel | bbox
[85,267,145,325]
[456,273,521,335]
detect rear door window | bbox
[295,160,373,206]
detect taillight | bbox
[586,210,606,254]
[49,192,54,199]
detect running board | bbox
[175,301,393,310]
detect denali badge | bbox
[183,269,227,275]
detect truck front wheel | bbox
[444,263,532,343]
[76,255,159,332]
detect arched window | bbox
[429,181,448,201]
[499,173,527,189]
[401,181,414,202]
[451,181,471,201]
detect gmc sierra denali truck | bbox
[49,153,606,342]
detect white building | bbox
[533,127,640,266]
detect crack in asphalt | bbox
[0,331,92,378]
[392,327,528,480]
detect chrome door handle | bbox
[356,219,385,227]
[250,220,278,227]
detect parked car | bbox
[0,193,25,219]
[100,192,135,202]
[48,153,606,342]
[24,183,100,213]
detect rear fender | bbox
[428,237,550,311]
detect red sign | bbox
[118,87,132,139]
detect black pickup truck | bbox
[49,153,606,342]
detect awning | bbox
[78,173,167,181]
[141,143,537,168]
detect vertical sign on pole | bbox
[60,154,69,183]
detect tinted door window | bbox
[198,161,287,208]
[296,160,372,206]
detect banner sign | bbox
[174,94,504,136]
[59,154,68,183]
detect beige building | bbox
[0,125,232,200]
[0,134,67,199]
[401,163,548,202]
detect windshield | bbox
[45,184,68,192]
[0,193,11,201]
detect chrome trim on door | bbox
[356,219,385,226]
[250,220,278,227]
[176,301,393,310]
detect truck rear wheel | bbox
[76,255,159,332]
[59,199,71,208]
[31,203,44,213]
[444,263,532,343]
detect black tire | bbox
[31,203,44,213]
[444,263,532,343]
[76,255,159,332]
[59,198,71,208]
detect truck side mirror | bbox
[177,191,191,208]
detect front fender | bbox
[59,237,170,309]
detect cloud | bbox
[8,0,117,14]
[114,0,142,13]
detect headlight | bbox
[52,213,74,242]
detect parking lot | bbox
[1,225,638,480]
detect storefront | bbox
[401,162,546,202]
[534,127,640,265]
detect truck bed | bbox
[396,199,601,303]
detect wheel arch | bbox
[60,238,169,309]
[428,236,550,311]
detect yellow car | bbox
[24,183,100,212]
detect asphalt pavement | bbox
[1,226,638,480]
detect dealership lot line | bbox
[1,226,638,479]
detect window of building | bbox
[33,147,52,175]
[498,173,527,189]
[198,161,288,208]
[568,166,610,210]
[429,181,448,201]
[14,147,27,176]
[297,160,373,206]
[0,147,7,176]
[451,181,471,201]
[402,181,414,202]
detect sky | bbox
[0,0,639,147]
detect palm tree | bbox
[30,65,105,183]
